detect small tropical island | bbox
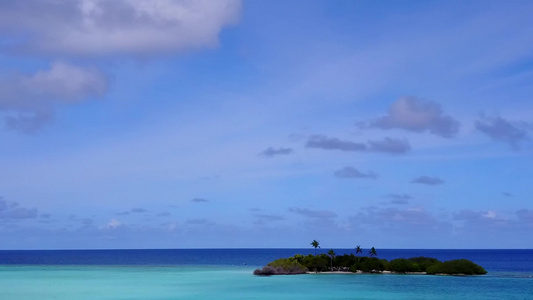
[254,240,487,276]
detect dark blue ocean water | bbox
[1,248,532,274]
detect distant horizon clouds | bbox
[0,198,39,220]
[516,209,533,223]
[289,207,338,219]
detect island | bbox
[253,253,487,276]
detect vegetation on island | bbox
[253,241,487,276]
[310,240,320,255]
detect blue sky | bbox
[1,0,532,250]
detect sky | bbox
[0,0,532,250]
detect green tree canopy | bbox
[310,240,320,254]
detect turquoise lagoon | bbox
[1,249,532,299]
[1,265,532,299]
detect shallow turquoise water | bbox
[1,266,532,300]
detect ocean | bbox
[1,249,532,299]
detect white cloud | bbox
[101,219,123,230]
[0,0,242,56]
[21,62,108,101]
[482,211,497,219]
[0,62,108,132]
[365,97,460,138]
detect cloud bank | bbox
[306,135,410,154]
[0,198,38,220]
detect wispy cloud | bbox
[254,213,284,221]
[411,176,444,186]
[186,219,211,225]
[306,135,366,151]
[385,194,413,205]
[101,219,123,230]
[253,213,285,225]
[475,114,529,150]
[289,207,337,219]
[367,137,411,154]
[260,147,293,158]
[351,206,450,235]
[191,198,209,203]
[516,209,533,223]
[306,135,411,154]
[117,208,148,215]
[334,167,377,179]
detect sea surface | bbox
[1,249,532,299]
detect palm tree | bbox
[355,245,363,255]
[369,247,377,257]
[310,240,320,255]
[327,249,336,271]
